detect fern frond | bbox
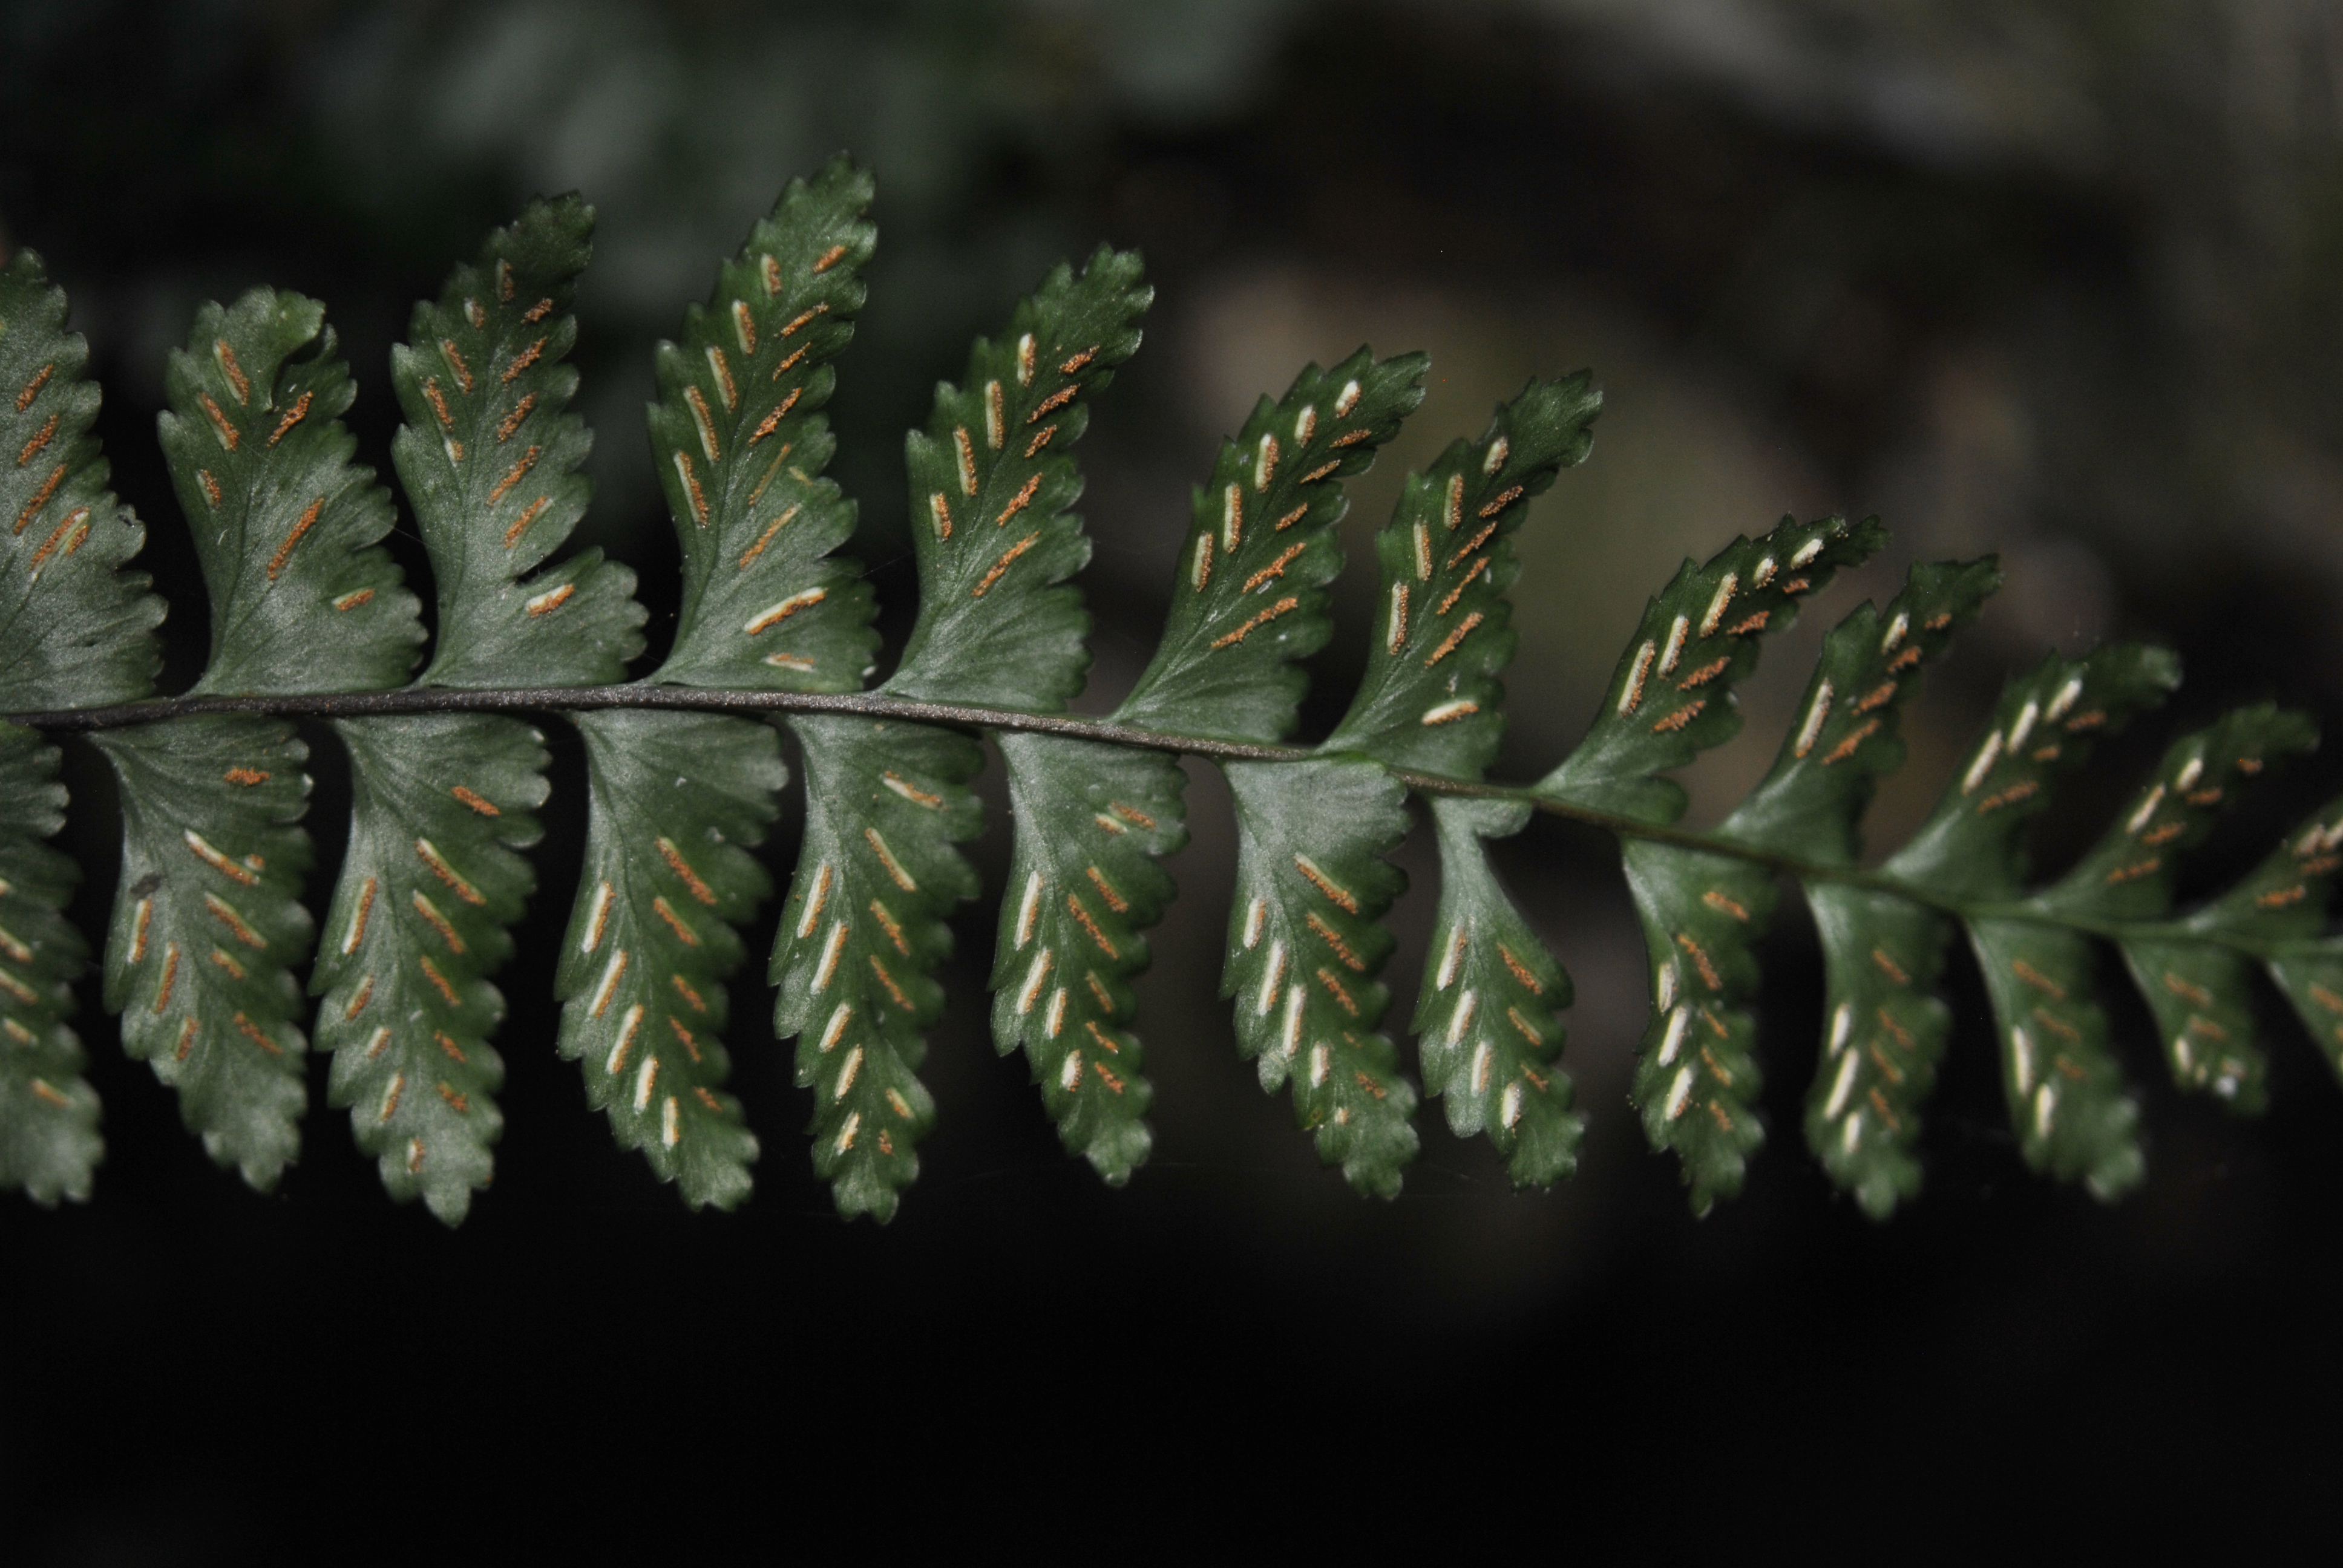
[312,716,544,1220]
[771,242,1147,1214]
[1961,702,2313,1192]
[559,711,778,1207]
[1540,515,1883,823]
[772,716,981,1220]
[1221,757,1418,1194]
[1415,796,1578,1183]
[990,735,1184,1181]
[0,252,162,707]
[12,162,2343,1232]
[310,197,637,1220]
[97,290,425,1186]
[1761,559,1996,1214]
[0,727,100,1203]
[1539,513,1882,1209]
[2204,799,2343,1095]
[393,195,640,690]
[96,717,314,1186]
[652,157,876,696]
[885,244,1149,711]
[161,289,424,696]
[1325,374,1598,773]
[1888,646,2178,1195]
[0,250,164,1203]
[552,163,878,1207]
[2082,708,2319,1111]
[1115,350,1426,742]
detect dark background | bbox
[5,0,2342,1555]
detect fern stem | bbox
[4,683,2279,961]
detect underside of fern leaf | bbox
[3,160,2341,1235]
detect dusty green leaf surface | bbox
[1326,374,1598,776]
[1967,920,2141,1197]
[2198,797,2343,1093]
[310,715,546,1223]
[990,733,1185,1183]
[652,158,878,694]
[1539,514,1882,823]
[0,252,163,709]
[772,714,982,1220]
[0,725,101,1203]
[554,711,779,1208]
[2037,705,2315,924]
[1886,645,2181,898]
[1715,560,1992,1215]
[1723,560,2000,863]
[883,246,1149,711]
[1887,645,2180,1196]
[393,195,641,690]
[96,717,313,1188]
[2058,708,2315,1111]
[311,200,647,1220]
[1578,534,1907,1209]
[1803,884,1952,1217]
[1221,756,1418,1195]
[0,256,168,1204]
[1116,350,1426,743]
[1620,838,1772,1212]
[160,287,422,696]
[1414,797,1578,1184]
[21,160,2343,1232]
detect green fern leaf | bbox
[309,199,641,1221]
[1754,560,2001,1217]
[1321,376,1595,1176]
[160,289,423,695]
[2192,799,2343,1096]
[1724,560,2003,861]
[779,245,1148,1209]
[310,716,545,1221]
[1803,889,1951,1217]
[0,727,101,1203]
[772,714,981,1220]
[1221,757,1418,1195]
[556,711,778,1208]
[652,158,876,695]
[0,252,169,1204]
[24,162,2343,1231]
[2068,707,2316,1112]
[883,244,1149,711]
[1006,346,1430,1189]
[1619,840,1771,1210]
[2037,705,2315,923]
[551,165,876,1204]
[1115,350,1427,742]
[1324,374,1599,773]
[964,346,1426,1192]
[1739,558,1996,1216]
[392,195,641,689]
[96,291,425,1186]
[1890,645,2180,1197]
[1539,514,1884,823]
[0,252,163,707]
[1541,515,1884,1210]
[989,734,1185,1183]
[1415,796,1578,1184]
[95,718,313,1187]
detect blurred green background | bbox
[5,0,2341,1553]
